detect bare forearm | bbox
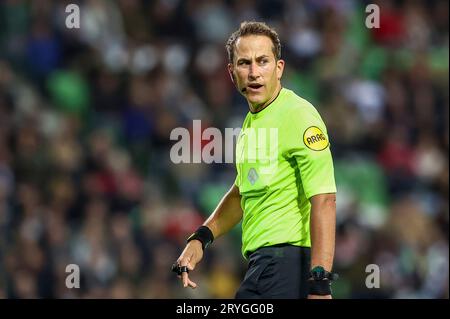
[310,193,336,271]
[203,184,243,239]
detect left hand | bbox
[308,294,332,299]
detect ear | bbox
[276,59,285,80]
[227,63,235,84]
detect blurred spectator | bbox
[0,0,447,299]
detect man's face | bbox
[228,35,284,111]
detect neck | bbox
[249,84,282,113]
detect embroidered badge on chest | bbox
[247,168,259,185]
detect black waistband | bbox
[247,244,310,259]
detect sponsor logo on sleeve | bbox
[303,126,329,151]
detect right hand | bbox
[174,240,203,289]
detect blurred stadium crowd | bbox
[0,0,448,299]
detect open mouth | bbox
[247,83,263,91]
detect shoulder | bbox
[241,111,252,127]
[282,89,323,123]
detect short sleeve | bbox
[286,104,337,199]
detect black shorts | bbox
[235,245,311,299]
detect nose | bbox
[248,62,260,80]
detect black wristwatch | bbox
[310,266,339,281]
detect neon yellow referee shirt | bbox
[235,88,337,258]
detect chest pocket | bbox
[236,127,279,195]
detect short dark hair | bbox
[226,21,281,63]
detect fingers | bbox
[178,255,198,272]
[181,271,197,288]
[174,243,204,289]
[178,256,197,289]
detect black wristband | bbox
[187,226,214,250]
[308,279,332,296]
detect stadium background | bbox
[0,0,448,299]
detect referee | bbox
[173,21,337,299]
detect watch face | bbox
[311,266,326,280]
